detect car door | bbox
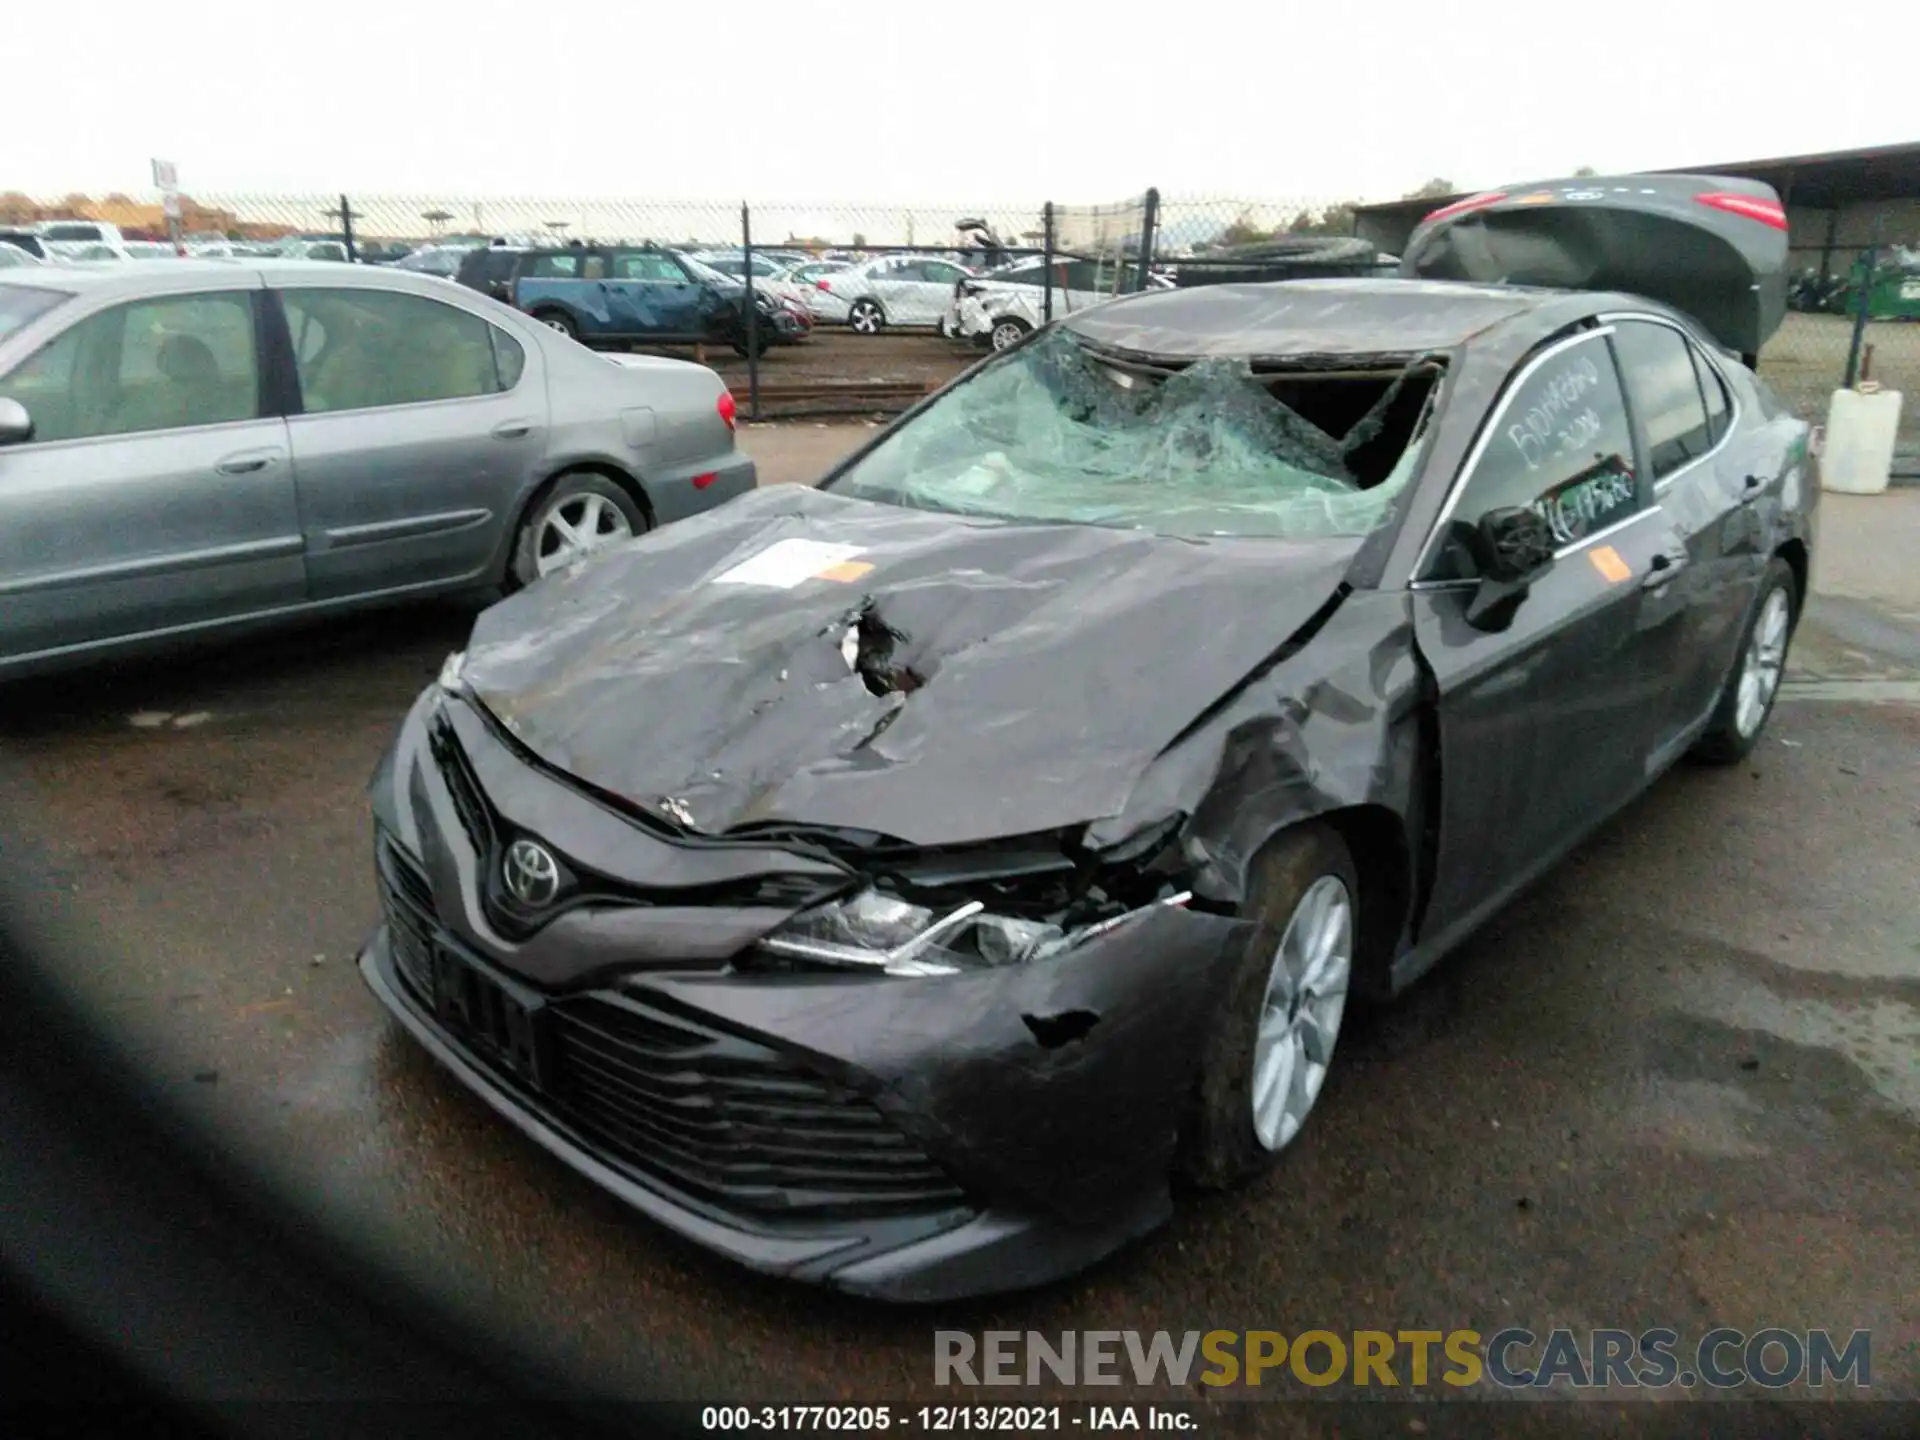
[276,283,545,600]
[0,282,304,665]
[862,257,918,320]
[604,251,704,339]
[1606,315,1767,755]
[909,260,969,324]
[1409,325,1692,932]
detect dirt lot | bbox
[617,329,980,417]
[2,429,1918,1423]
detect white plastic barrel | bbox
[1822,382,1904,495]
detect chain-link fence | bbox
[4,185,1915,460]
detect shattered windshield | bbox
[827,329,1432,539]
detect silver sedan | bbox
[0,259,755,679]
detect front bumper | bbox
[359,694,1252,1299]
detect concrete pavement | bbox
[0,426,1916,1420]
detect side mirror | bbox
[0,396,33,446]
[1462,506,1556,632]
[1476,505,1557,582]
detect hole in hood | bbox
[841,599,928,698]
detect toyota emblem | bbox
[501,838,560,907]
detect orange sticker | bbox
[816,560,876,583]
[1516,191,1557,204]
[1589,546,1631,583]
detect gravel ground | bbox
[1,432,1916,1431]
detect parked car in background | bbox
[355,173,1813,1302]
[456,242,537,302]
[764,259,856,321]
[1,232,54,262]
[37,219,127,248]
[124,241,183,260]
[512,245,806,354]
[816,254,977,333]
[0,259,755,680]
[392,244,474,280]
[46,242,131,263]
[947,255,1172,350]
[0,245,42,269]
[694,250,815,281]
[276,237,353,262]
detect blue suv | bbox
[511,245,807,355]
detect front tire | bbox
[507,472,645,590]
[848,298,885,336]
[1178,822,1358,1192]
[1690,556,1799,764]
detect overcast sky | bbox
[6,1,1905,206]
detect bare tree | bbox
[1405,178,1458,200]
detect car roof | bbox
[1061,276,1601,360]
[0,257,493,301]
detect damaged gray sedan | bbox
[361,176,1817,1300]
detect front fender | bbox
[1085,590,1427,913]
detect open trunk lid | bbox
[1398,173,1789,357]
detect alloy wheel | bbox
[534,493,632,577]
[1250,875,1353,1151]
[990,321,1026,351]
[1734,586,1791,738]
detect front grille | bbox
[373,833,965,1225]
[376,835,438,1003]
[546,992,968,1220]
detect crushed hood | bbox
[459,485,1356,848]
[1399,172,1789,356]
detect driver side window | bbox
[1424,332,1639,582]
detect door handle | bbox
[1641,551,1688,589]
[491,420,534,440]
[215,451,278,474]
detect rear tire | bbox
[532,308,577,340]
[1689,557,1798,764]
[507,472,646,590]
[1177,822,1359,1192]
[988,316,1032,351]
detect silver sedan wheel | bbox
[1251,875,1353,1152]
[990,321,1027,351]
[534,492,632,577]
[1733,587,1791,738]
[849,302,882,335]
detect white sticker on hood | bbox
[712,538,870,589]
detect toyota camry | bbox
[360,174,1816,1301]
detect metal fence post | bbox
[1136,187,1160,293]
[1843,238,1879,389]
[340,195,358,263]
[1042,201,1055,324]
[741,201,760,421]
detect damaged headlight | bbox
[758,887,1191,977]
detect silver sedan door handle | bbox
[215,450,279,474]
[491,420,534,440]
